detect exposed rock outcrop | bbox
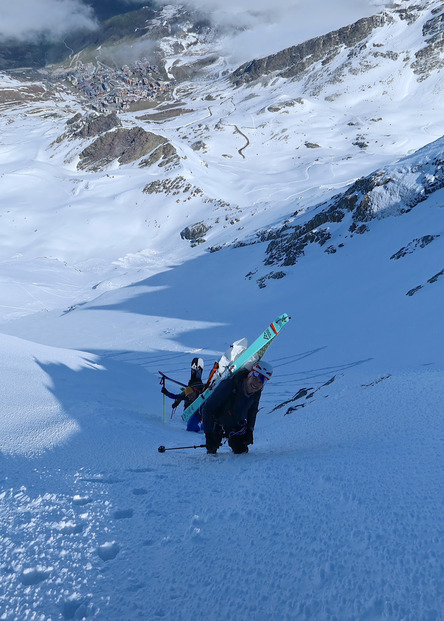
[180,222,211,245]
[77,127,175,171]
[140,142,179,168]
[143,176,203,197]
[390,235,440,260]
[411,7,444,79]
[230,14,389,86]
[259,140,444,268]
[54,112,122,147]
[69,112,122,138]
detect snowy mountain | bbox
[0,1,443,619]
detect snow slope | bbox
[1,322,443,620]
[1,182,443,618]
[1,0,444,619]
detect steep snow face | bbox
[0,333,82,456]
[0,321,443,621]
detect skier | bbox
[161,358,205,431]
[202,360,273,454]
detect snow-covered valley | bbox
[1,1,443,619]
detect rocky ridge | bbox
[77,125,178,171]
[49,111,178,171]
[230,14,390,87]
[411,4,444,78]
[254,137,444,280]
[230,3,444,88]
[64,112,122,139]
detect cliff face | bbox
[229,3,444,88]
[412,7,444,79]
[230,14,390,86]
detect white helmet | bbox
[251,360,273,381]
[191,357,204,372]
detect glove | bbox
[161,387,169,396]
[244,428,254,445]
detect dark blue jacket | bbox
[202,370,261,433]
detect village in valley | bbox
[49,58,175,111]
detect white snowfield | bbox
[1,0,444,619]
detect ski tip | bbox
[278,313,291,321]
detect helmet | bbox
[251,360,273,381]
[191,357,204,372]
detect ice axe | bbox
[158,444,206,453]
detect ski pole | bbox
[160,375,166,425]
[158,444,206,453]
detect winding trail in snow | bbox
[229,124,250,159]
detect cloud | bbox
[163,0,394,63]
[96,38,157,67]
[0,0,98,42]
[0,0,395,62]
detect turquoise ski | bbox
[182,313,290,422]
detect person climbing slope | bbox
[161,358,205,431]
[201,361,273,454]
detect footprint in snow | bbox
[20,566,52,586]
[132,488,148,495]
[143,539,155,546]
[62,594,89,620]
[97,541,120,561]
[113,508,134,519]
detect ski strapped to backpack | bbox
[181,313,291,423]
